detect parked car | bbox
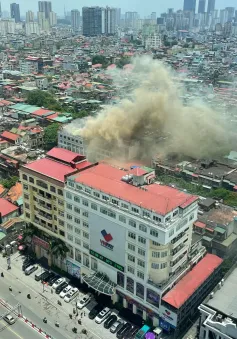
[48,275,60,286]
[116,322,132,339]
[76,294,92,309]
[104,314,117,329]
[59,285,72,298]
[88,304,104,320]
[22,259,34,271]
[127,325,139,338]
[25,265,38,275]
[52,277,66,289]
[35,270,48,281]
[55,282,68,294]
[3,315,15,325]
[95,307,111,324]
[40,271,51,282]
[64,287,79,302]
[42,272,55,283]
[110,319,124,334]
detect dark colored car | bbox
[55,282,68,294]
[48,275,60,286]
[116,323,132,339]
[88,304,104,320]
[104,314,117,329]
[43,272,55,283]
[22,259,34,271]
[127,325,139,338]
[41,271,51,282]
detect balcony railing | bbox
[171,244,188,261]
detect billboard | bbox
[89,213,126,268]
[159,305,178,328]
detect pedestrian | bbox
[84,311,85,316]
[9,286,12,291]
[51,288,53,294]
[81,312,83,318]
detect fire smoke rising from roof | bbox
[69,56,235,162]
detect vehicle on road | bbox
[55,282,68,294]
[88,304,104,320]
[135,325,150,339]
[127,325,139,338]
[95,307,111,324]
[110,319,124,334]
[76,294,92,309]
[35,269,48,281]
[64,287,79,302]
[3,315,16,325]
[48,274,60,286]
[52,277,66,289]
[104,314,117,329]
[25,264,38,275]
[59,285,72,298]
[41,271,52,283]
[22,259,34,271]
[117,322,132,339]
[43,272,55,283]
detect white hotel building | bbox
[64,161,205,326]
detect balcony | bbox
[38,201,52,211]
[171,244,188,261]
[35,209,52,222]
[170,253,187,273]
[171,232,189,249]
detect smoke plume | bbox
[69,56,235,162]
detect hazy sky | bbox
[2,0,237,17]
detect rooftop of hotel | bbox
[72,163,198,216]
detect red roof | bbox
[0,198,18,217]
[23,158,78,182]
[130,167,148,176]
[1,131,20,142]
[76,160,93,171]
[74,163,198,215]
[162,254,223,309]
[32,109,53,116]
[46,147,86,164]
[194,221,206,229]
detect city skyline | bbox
[0,0,236,17]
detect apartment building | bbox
[19,148,92,259]
[64,161,209,328]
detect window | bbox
[151,263,159,269]
[50,186,56,193]
[83,231,89,239]
[169,228,174,237]
[74,207,80,214]
[131,206,139,214]
[128,243,135,251]
[143,211,150,219]
[83,242,89,250]
[127,254,135,263]
[24,193,29,200]
[68,181,74,188]
[100,207,108,215]
[85,188,91,194]
[82,199,88,207]
[160,263,167,269]
[121,203,128,209]
[76,185,83,190]
[58,199,64,206]
[152,251,160,258]
[137,271,144,280]
[128,232,136,240]
[58,189,63,196]
[91,203,97,211]
[83,254,89,267]
[152,241,160,246]
[22,174,27,180]
[75,249,81,263]
[108,211,116,219]
[75,238,81,246]
[173,210,179,217]
[93,192,100,198]
[127,266,135,274]
[29,177,34,184]
[127,277,134,294]
[59,220,64,227]
[23,184,28,190]
[111,199,118,205]
[119,215,126,223]
[102,195,109,201]
[67,234,73,242]
[150,229,159,238]
[139,224,147,233]
[161,251,168,258]
[82,211,88,218]
[129,220,136,228]
[136,282,144,299]
[75,218,80,225]
[165,215,171,222]
[66,203,72,210]
[189,213,194,221]
[138,259,145,268]
[75,227,80,235]
[83,221,89,228]
[66,214,72,220]
[153,215,161,223]
[25,203,30,209]
[58,210,64,217]
[74,196,80,203]
[138,248,145,257]
[176,218,188,231]
[66,192,72,199]
[138,236,146,245]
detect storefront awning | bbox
[82,272,116,296]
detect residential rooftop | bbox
[0,198,19,217]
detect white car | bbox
[95,307,111,324]
[52,277,66,289]
[64,287,79,303]
[59,285,72,298]
[76,294,92,309]
[4,314,15,325]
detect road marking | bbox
[0,320,24,339]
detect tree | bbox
[27,90,62,111]
[0,176,18,189]
[43,123,60,150]
[72,110,89,120]
[116,57,131,69]
[92,55,109,68]
[48,238,69,267]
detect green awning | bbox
[82,272,116,295]
[203,236,213,242]
[215,227,226,234]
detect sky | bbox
[2,0,237,17]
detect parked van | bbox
[25,265,38,275]
[35,269,47,281]
[95,307,111,324]
[64,288,79,302]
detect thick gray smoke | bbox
[68,56,235,162]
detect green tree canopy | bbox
[92,55,109,68]
[72,110,90,120]
[43,123,60,150]
[27,90,62,112]
[0,176,19,189]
